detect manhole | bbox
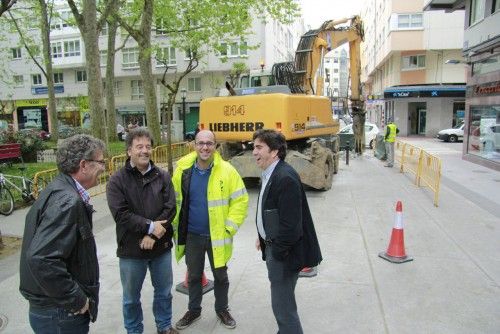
[0,313,8,331]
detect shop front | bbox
[383,85,465,137]
[465,71,500,170]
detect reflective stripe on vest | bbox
[225,219,239,232]
[211,237,233,247]
[208,198,229,207]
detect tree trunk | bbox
[38,0,58,141]
[138,0,160,146]
[79,0,106,141]
[105,17,118,143]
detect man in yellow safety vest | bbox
[384,119,399,167]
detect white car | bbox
[338,122,380,149]
[436,123,464,142]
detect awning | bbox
[384,85,466,99]
[117,107,145,115]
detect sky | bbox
[299,0,364,29]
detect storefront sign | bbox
[16,99,48,107]
[31,85,64,95]
[384,86,465,99]
[470,81,500,96]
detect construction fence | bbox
[32,142,193,199]
[394,139,442,207]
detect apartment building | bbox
[0,5,305,135]
[361,0,466,137]
[425,0,500,170]
[324,48,349,114]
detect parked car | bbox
[338,122,380,148]
[436,123,464,142]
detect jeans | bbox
[119,250,173,334]
[29,305,90,334]
[385,141,395,166]
[185,233,229,313]
[265,245,303,334]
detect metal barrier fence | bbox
[33,142,193,200]
[395,139,442,207]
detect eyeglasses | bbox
[87,159,106,166]
[195,141,215,148]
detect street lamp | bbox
[180,88,187,140]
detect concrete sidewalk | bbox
[1,150,499,333]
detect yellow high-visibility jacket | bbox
[385,123,398,143]
[172,151,248,268]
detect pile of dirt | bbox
[0,236,22,260]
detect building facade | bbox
[361,0,467,138]
[324,48,349,115]
[0,4,305,137]
[425,0,500,170]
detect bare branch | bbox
[7,10,47,78]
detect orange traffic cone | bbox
[379,201,413,263]
[175,270,214,295]
[298,267,318,278]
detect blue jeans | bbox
[119,251,173,334]
[29,305,90,334]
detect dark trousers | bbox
[29,305,90,334]
[265,245,303,334]
[185,233,229,313]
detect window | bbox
[471,0,486,24]
[188,77,201,92]
[402,55,425,70]
[156,47,176,66]
[13,75,24,87]
[76,70,87,83]
[114,81,122,95]
[51,42,63,58]
[32,74,42,85]
[53,72,64,84]
[333,57,338,63]
[220,41,247,57]
[100,23,108,36]
[100,50,107,66]
[334,68,339,73]
[50,10,73,30]
[64,40,80,57]
[11,48,21,59]
[397,13,423,28]
[122,48,139,68]
[184,49,196,60]
[155,19,167,35]
[131,80,144,100]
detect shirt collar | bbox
[193,160,213,175]
[262,159,279,181]
[73,178,90,204]
[130,161,152,175]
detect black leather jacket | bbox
[19,173,99,321]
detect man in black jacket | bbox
[252,129,322,334]
[19,134,106,334]
[106,127,178,334]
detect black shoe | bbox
[217,310,236,329]
[175,311,201,330]
[158,328,179,334]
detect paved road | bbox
[0,140,499,333]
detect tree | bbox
[67,0,115,142]
[228,62,249,88]
[116,0,299,173]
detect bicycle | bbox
[0,166,47,215]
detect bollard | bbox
[345,141,350,165]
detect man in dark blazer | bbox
[252,129,322,334]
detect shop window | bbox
[468,105,500,162]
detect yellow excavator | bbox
[199,16,364,190]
